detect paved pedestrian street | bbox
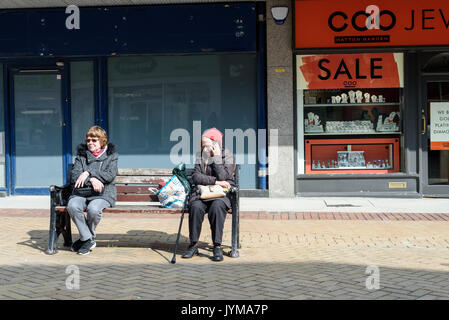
[1,212,449,300]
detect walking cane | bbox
[171,193,190,264]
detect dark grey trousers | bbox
[67,196,110,241]
[188,198,229,245]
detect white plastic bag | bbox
[156,175,186,208]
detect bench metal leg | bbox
[237,212,241,249]
[46,199,73,254]
[61,211,72,247]
[230,211,239,257]
[46,202,58,255]
[229,192,240,258]
[236,188,241,250]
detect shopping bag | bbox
[172,163,191,195]
[156,175,186,208]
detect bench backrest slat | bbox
[117,194,159,202]
[115,168,192,203]
[115,176,171,184]
[116,186,158,194]
[117,168,173,176]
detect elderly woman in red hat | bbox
[182,128,235,262]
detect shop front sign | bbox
[430,102,449,150]
[297,53,403,89]
[294,0,449,48]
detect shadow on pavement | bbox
[17,229,218,257]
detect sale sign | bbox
[430,102,449,150]
[296,53,403,89]
[294,0,449,49]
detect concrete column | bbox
[266,0,295,197]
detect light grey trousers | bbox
[67,196,110,241]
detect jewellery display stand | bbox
[303,88,401,136]
[305,138,400,174]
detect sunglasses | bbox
[86,138,99,143]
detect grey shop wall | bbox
[296,176,419,197]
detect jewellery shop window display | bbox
[297,53,405,175]
[303,87,403,174]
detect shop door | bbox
[421,76,449,197]
[10,68,68,194]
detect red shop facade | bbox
[294,0,449,197]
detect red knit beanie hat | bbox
[202,128,223,147]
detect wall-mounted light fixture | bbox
[271,6,289,25]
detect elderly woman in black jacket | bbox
[182,128,235,262]
[67,126,118,255]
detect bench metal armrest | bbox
[50,184,71,192]
[50,184,72,206]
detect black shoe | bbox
[181,245,198,258]
[77,239,96,255]
[211,246,224,262]
[71,239,84,252]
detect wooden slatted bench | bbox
[46,166,240,259]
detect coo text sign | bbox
[294,0,449,48]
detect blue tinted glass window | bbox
[108,55,257,188]
[71,61,95,159]
[0,64,4,188]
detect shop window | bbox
[14,73,63,187]
[70,61,95,160]
[296,53,404,175]
[107,55,258,188]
